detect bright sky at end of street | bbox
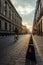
[10,0,37,32]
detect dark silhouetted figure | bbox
[14,27,19,40]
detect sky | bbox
[10,0,37,31]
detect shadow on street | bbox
[25,36,37,65]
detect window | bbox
[12,11,14,20]
[0,0,1,13]
[40,2,42,10]
[0,20,1,30]
[1,0,6,15]
[9,7,11,19]
[11,11,12,20]
[5,22,7,30]
[14,26,15,31]
[5,1,7,16]
[9,24,11,31]
[13,25,14,31]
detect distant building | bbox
[33,0,43,36]
[0,0,22,35]
[22,25,28,34]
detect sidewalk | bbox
[32,35,43,65]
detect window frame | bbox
[5,22,7,30]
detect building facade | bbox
[33,0,43,36]
[22,25,28,34]
[0,0,22,35]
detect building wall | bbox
[42,16,43,34]
[33,0,43,36]
[0,0,22,35]
[41,0,43,7]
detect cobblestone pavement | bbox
[0,34,31,65]
[33,35,43,65]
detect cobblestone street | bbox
[0,35,31,65]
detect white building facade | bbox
[0,0,22,35]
